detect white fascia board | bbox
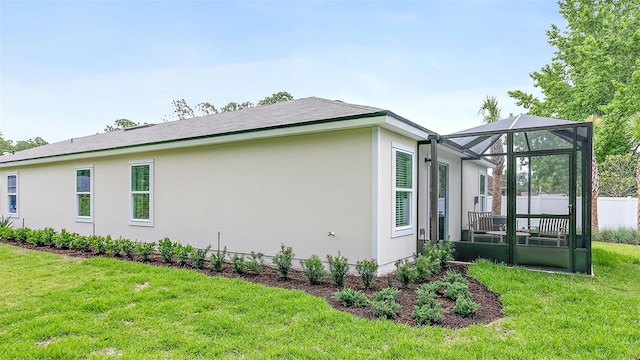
[0,115,389,168]
[381,115,432,140]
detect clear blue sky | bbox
[0,0,562,143]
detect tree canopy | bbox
[508,0,640,162]
[104,119,140,132]
[0,133,48,153]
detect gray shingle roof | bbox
[1,97,388,164]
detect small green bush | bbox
[71,234,92,252]
[0,226,16,241]
[210,246,227,272]
[333,288,368,307]
[443,270,468,286]
[118,237,136,258]
[414,253,439,283]
[371,288,401,319]
[190,245,210,269]
[356,259,378,290]
[231,253,248,274]
[420,280,447,295]
[247,251,265,274]
[14,228,31,243]
[444,281,471,300]
[371,287,401,302]
[394,259,417,288]
[176,243,194,266]
[53,229,73,250]
[158,237,175,263]
[273,244,294,279]
[104,235,119,256]
[424,239,455,268]
[300,254,327,285]
[90,235,106,255]
[136,241,155,261]
[327,252,349,287]
[413,303,443,325]
[453,296,480,317]
[414,285,439,308]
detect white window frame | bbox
[7,173,18,217]
[479,171,487,212]
[75,165,94,222]
[392,143,415,238]
[129,159,154,227]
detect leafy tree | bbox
[0,133,14,153]
[220,101,253,113]
[104,118,139,132]
[171,99,194,120]
[598,154,636,197]
[258,91,294,106]
[478,96,504,215]
[13,137,48,152]
[196,102,218,115]
[508,0,640,162]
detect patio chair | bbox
[468,212,499,243]
[527,218,568,247]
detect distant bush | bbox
[231,253,248,274]
[333,288,368,307]
[273,244,294,279]
[136,241,155,261]
[158,237,175,263]
[247,251,265,274]
[593,228,640,245]
[176,243,194,266]
[300,255,327,285]
[356,259,378,290]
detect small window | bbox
[130,160,153,226]
[7,174,18,217]
[393,145,414,237]
[76,166,93,221]
[479,173,487,212]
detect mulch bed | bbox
[1,239,503,328]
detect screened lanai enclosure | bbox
[440,115,592,274]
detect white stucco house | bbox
[0,97,490,274]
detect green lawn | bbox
[1,242,639,359]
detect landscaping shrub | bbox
[394,259,417,288]
[424,239,455,268]
[332,288,368,307]
[53,229,73,250]
[29,228,55,246]
[210,246,227,272]
[300,254,327,285]
[174,243,193,266]
[414,285,439,307]
[593,227,640,245]
[0,226,16,241]
[14,227,30,243]
[356,259,378,290]
[327,252,349,287]
[444,281,471,300]
[371,287,401,319]
[136,241,155,261]
[413,253,439,283]
[248,251,265,274]
[104,235,120,256]
[158,237,175,263]
[71,234,92,252]
[117,237,136,258]
[420,280,447,295]
[413,303,443,325]
[190,245,210,269]
[453,296,480,317]
[90,235,106,255]
[443,270,468,286]
[273,244,294,279]
[231,253,248,274]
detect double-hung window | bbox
[130,160,153,226]
[393,144,415,237]
[7,174,18,217]
[76,166,93,221]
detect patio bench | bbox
[527,218,568,247]
[468,212,500,243]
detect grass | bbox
[593,227,640,245]
[1,243,639,359]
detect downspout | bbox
[428,135,440,243]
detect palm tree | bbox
[585,115,602,231]
[478,96,504,216]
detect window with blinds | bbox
[7,174,17,216]
[76,166,93,221]
[393,146,414,237]
[130,160,153,226]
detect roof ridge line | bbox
[509,114,523,130]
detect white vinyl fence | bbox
[488,195,637,230]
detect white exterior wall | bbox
[0,128,374,265]
[461,161,490,229]
[375,129,418,273]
